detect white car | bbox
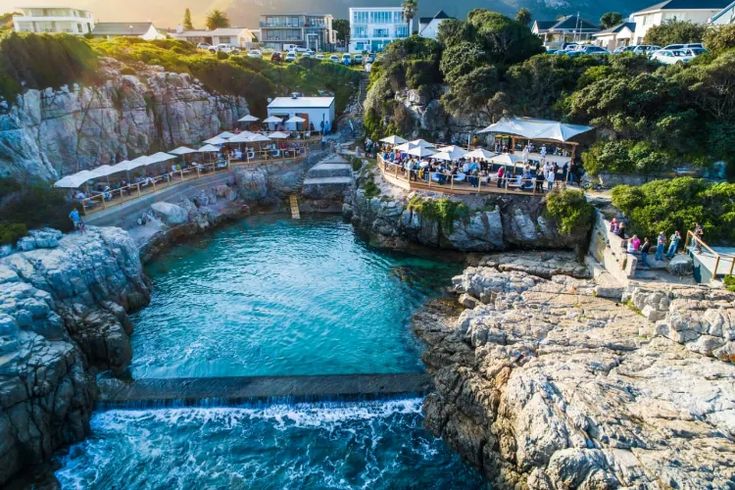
[294,47,308,53]
[209,43,240,54]
[247,49,263,58]
[315,53,325,60]
[196,42,212,51]
[285,51,297,62]
[651,49,695,65]
[329,54,340,63]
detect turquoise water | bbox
[55,215,484,488]
[130,215,459,378]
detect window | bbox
[373,28,389,37]
[353,11,369,24]
[352,26,367,38]
[395,26,409,37]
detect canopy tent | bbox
[168,146,198,155]
[263,115,283,124]
[379,135,407,145]
[465,148,496,161]
[204,136,228,145]
[146,152,177,165]
[285,115,306,124]
[54,170,95,188]
[407,146,436,158]
[268,131,290,139]
[394,142,418,152]
[478,117,594,143]
[408,139,435,149]
[217,131,236,139]
[431,151,454,162]
[238,114,260,123]
[436,145,468,160]
[125,155,152,171]
[197,144,222,152]
[88,164,114,179]
[109,159,132,173]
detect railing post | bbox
[101,195,107,209]
[450,175,454,190]
[729,257,735,277]
[137,183,141,197]
[714,256,721,276]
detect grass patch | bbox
[624,299,643,316]
[407,195,469,233]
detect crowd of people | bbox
[610,218,705,269]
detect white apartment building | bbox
[711,1,735,24]
[349,7,410,53]
[172,27,257,48]
[631,0,731,44]
[13,6,94,35]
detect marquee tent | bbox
[478,117,594,143]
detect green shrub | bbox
[0,177,73,239]
[725,276,735,292]
[352,158,363,171]
[407,196,469,233]
[0,223,28,245]
[545,188,594,235]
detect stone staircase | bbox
[301,154,354,201]
[289,194,301,219]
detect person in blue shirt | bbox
[68,208,85,233]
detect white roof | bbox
[168,146,198,155]
[54,170,95,188]
[478,117,594,143]
[125,155,152,171]
[268,96,335,109]
[88,164,115,178]
[380,135,407,145]
[238,114,260,122]
[146,152,177,164]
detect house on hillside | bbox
[259,14,335,51]
[418,10,454,39]
[13,6,94,34]
[172,27,256,48]
[348,7,410,52]
[531,15,600,48]
[592,22,636,50]
[711,1,735,24]
[631,0,731,43]
[91,22,166,40]
[267,95,336,133]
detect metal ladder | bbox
[289,194,300,220]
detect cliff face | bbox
[415,253,735,489]
[0,227,150,484]
[0,58,249,182]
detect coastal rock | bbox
[415,255,735,489]
[150,202,189,226]
[15,228,63,251]
[667,254,694,276]
[0,227,150,485]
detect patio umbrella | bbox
[380,135,407,145]
[238,114,260,123]
[168,146,198,156]
[394,142,417,153]
[263,116,283,124]
[146,152,177,165]
[197,144,222,153]
[431,151,454,162]
[228,131,258,143]
[268,131,290,139]
[54,169,95,188]
[437,145,468,160]
[489,153,523,173]
[204,136,228,145]
[217,131,236,139]
[286,115,306,124]
[408,139,435,149]
[465,148,496,161]
[407,146,436,158]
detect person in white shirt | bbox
[546,169,555,191]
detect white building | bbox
[172,27,257,48]
[348,7,410,53]
[418,10,454,39]
[90,22,166,40]
[631,0,731,44]
[267,96,336,133]
[592,22,636,50]
[13,6,94,35]
[711,1,735,24]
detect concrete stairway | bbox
[302,155,354,200]
[289,194,301,219]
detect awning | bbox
[263,116,283,124]
[88,164,115,178]
[465,148,496,161]
[204,136,228,145]
[238,114,260,123]
[54,170,95,188]
[168,146,198,155]
[408,146,436,158]
[125,155,152,171]
[478,117,594,143]
[380,135,407,145]
[197,144,221,152]
[268,131,290,139]
[146,152,177,165]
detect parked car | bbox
[209,43,240,54]
[315,53,325,60]
[329,54,340,63]
[196,42,212,51]
[684,47,708,57]
[295,47,308,53]
[631,45,661,56]
[564,45,610,57]
[285,51,297,62]
[247,49,263,58]
[663,43,704,51]
[651,49,696,65]
[271,52,282,62]
[341,53,351,65]
[353,54,364,65]
[305,49,315,57]
[613,45,636,54]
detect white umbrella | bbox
[286,115,306,124]
[380,135,407,145]
[168,146,198,155]
[263,116,283,124]
[228,131,258,143]
[247,133,272,143]
[197,144,221,152]
[465,148,496,161]
[238,114,260,123]
[432,151,454,162]
[268,131,290,139]
[204,136,228,145]
[437,145,468,160]
[409,139,435,149]
[394,142,417,152]
[408,146,436,158]
[217,131,236,139]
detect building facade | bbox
[90,22,166,40]
[348,7,410,53]
[259,14,335,51]
[631,0,731,43]
[418,10,454,39]
[532,16,600,48]
[13,6,94,35]
[172,28,256,48]
[267,96,336,133]
[592,22,636,50]
[711,1,735,24]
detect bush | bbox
[407,196,469,233]
[725,275,735,293]
[0,223,28,246]
[0,177,73,241]
[643,20,707,46]
[544,189,594,235]
[582,140,676,176]
[703,24,735,55]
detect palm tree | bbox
[402,0,417,34]
[206,9,230,30]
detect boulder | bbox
[15,228,63,251]
[150,202,189,226]
[667,254,694,277]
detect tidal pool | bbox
[129,215,460,378]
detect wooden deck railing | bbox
[377,156,564,197]
[685,230,735,277]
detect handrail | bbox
[686,230,735,277]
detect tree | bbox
[183,8,194,30]
[703,24,735,55]
[206,9,230,30]
[466,9,544,65]
[644,19,707,46]
[516,8,531,26]
[599,12,623,29]
[402,0,418,32]
[333,19,349,45]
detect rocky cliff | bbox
[0,58,248,182]
[0,227,150,484]
[347,166,587,253]
[415,253,735,489]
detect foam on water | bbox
[55,399,485,489]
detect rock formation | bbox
[415,252,735,489]
[0,227,150,484]
[0,58,248,182]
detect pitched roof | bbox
[420,10,453,25]
[550,15,599,31]
[593,22,636,36]
[533,20,557,31]
[92,22,155,36]
[711,1,735,22]
[635,0,731,14]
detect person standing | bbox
[68,208,85,233]
[655,231,666,261]
[546,168,555,191]
[497,166,505,188]
[640,237,651,266]
[667,230,681,258]
[693,223,704,253]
